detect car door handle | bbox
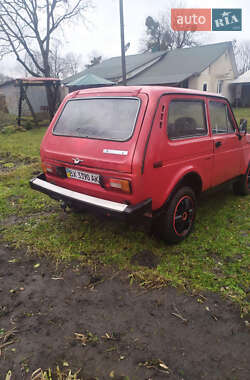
[215,141,222,148]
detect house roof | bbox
[127,41,235,85]
[67,73,114,86]
[0,77,60,88]
[64,41,236,87]
[63,50,166,84]
[231,70,250,84]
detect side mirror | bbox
[239,119,247,135]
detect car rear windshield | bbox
[53,97,140,141]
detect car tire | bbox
[156,186,196,244]
[233,166,250,196]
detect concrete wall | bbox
[26,86,48,113]
[0,84,20,115]
[0,83,50,116]
[188,49,236,102]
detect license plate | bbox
[66,168,100,184]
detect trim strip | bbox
[103,149,128,155]
[31,178,128,212]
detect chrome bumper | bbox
[29,174,152,216]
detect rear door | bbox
[208,99,242,186]
[43,94,148,174]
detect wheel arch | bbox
[176,172,203,197]
[154,171,203,217]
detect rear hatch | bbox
[42,93,148,174]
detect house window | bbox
[203,83,207,91]
[217,80,223,94]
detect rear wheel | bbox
[233,166,250,196]
[156,187,196,244]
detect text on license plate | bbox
[66,168,100,184]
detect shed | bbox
[0,77,61,123]
[230,70,250,107]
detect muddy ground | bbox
[0,245,249,380]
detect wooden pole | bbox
[23,86,37,123]
[119,0,127,85]
[17,81,23,126]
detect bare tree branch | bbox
[233,40,250,74]
[0,0,91,117]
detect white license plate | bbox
[66,168,100,184]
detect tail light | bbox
[102,177,131,193]
[41,162,66,178]
[41,161,52,174]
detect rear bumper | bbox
[29,174,152,217]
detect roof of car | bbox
[69,85,225,99]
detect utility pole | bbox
[119,0,127,85]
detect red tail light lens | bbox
[41,162,52,174]
[41,162,66,178]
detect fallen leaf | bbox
[109,370,115,378]
[159,362,169,370]
[74,333,87,346]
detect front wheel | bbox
[233,166,250,196]
[156,187,196,244]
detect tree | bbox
[233,40,250,74]
[24,40,83,79]
[85,55,102,69]
[0,0,91,118]
[143,14,198,52]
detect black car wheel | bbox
[157,186,196,244]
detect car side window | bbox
[209,101,235,134]
[167,100,207,139]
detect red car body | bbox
[30,86,250,242]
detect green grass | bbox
[0,111,16,129]
[0,123,249,313]
[0,126,45,160]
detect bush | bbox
[0,125,18,135]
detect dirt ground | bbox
[0,245,249,380]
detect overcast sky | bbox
[0,0,250,77]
